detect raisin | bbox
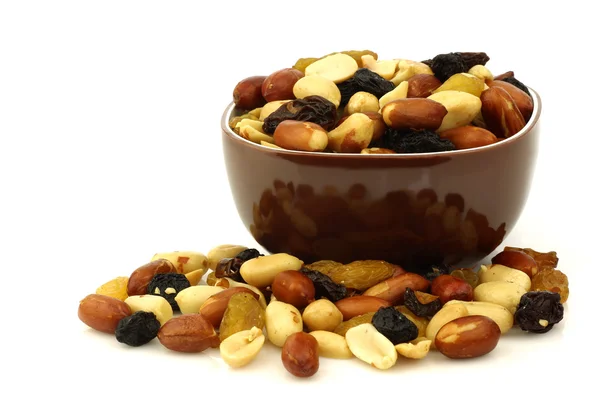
[371,306,419,345]
[450,268,479,288]
[395,306,429,337]
[206,271,218,286]
[410,262,450,281]
[336,68,395,106]
[456,52,490,69]
[500,76,531,97]
[263,95,337,134]
[219,293,265,342]
[531,269,569,303]
[374,129,455,154]
[310,260,396,291]
[147,273,190,311]
[96,276,129,301]
[293,57,319,73]
[115,311,161,347]
[300,267,347,302]
[333,312,375,336]
[515,291,564,333]
[215,257,245,282]
[235,248,263,262]
[404,288,442,318]
[505,247,559,272]
[428,53,469,82]
[304,260,344,276]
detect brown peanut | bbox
[127,259,175,296]
[334,296,391,321]
[362,273,430,304]
[157,314,220,353]
[281,332,320,377]
[273,120,328,152]
[78,294,132,334]
[435,315,501,359]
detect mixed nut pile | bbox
[229,50,534,154]
[78,245,568,377]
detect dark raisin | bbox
[428,53,469,82]
[371,306,419,345]
[336,68,395,106]
[456,52,490,69]
[407,263,450,281]
[147,273,190,311]
[374,128,455,154]
[500,76,531,97]
[115,311,161,347]
[263,95,337,134]
[515,291,564,333]
[235,248,263,262]
[215,257,245,283]
[404,288,442,318]
[300,267,347,302]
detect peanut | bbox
[425,302,469,342]
[293,75,341,107]
[327,113,374,153]
[435,315,501,359]
[391,59,433,86]
[468,65,494,81]
[259,100,290,121]
[273,120,328,152]
[427,90,482,132]
[478,264,532,291]
[395,338,432,359]
[125,295,173,326]
[305,53,358,83]
[265,300,303,347]
[240,253,303,288]
[239,124,275,144]
[309,330,353,359]
[206,244,248,270]
[199,287,260,327]
[281,332,320,377]
[445,300,514,334]
[127,259,175,296]
[150,251,208,275]
[345,323,397,370]
[346,91,379,115]
[302,298,343,332]
[379,81,408,109]
[219,326,265,368]
[473,281,527,314]
[174,285,224,314]
[361,55,398,80]
[433,73,485,97]
[157,314,219,353]
[78,294,132,334]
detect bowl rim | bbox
[221,87,542,159]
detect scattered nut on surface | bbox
[220,326,265,368]
[345,323,397,370]
[395,338,432,359]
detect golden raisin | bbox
[333,312,375,336]
[450,268,479,288]
[531,269,569,303]
[206,271,218,286]
[95,276,129,301]
[326,260,396,291]
[292,57,319,73]
[395,306,428,337]
[304,260,343,276]
[505,246,558,271]
[219,293,265,342]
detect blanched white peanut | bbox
[240,253,303,288]
[379,81,408,109]
[427,90,482,132]
[478,264,531,290]
[327,113,374,153]
[425,302,469,342]
[259,100,290,121]
[215,277,268,309]
[345,323,397,370]
[206,244,248,270]
[125,295,173,325]
[395,338,432,359]
[184,269,205,286]
[474,281,527,314]
[346,91,379,115]
[293,75,341,107]
[302,299,343,332]
[309,330,353,359]
[219,326,265,368]
[174,286,224,314]
[239,124,275,144]
[391,59,433,86]
[445,300,514,334]
[151,251,208,274]
[265,301,303,347]
[305,53,358,83]
[468,65,494,81]
[361,55,398,80]
[235,118,265,133]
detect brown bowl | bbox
[220,89,542,270]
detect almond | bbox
[407,74,442,98]
[381,98,448,130]
[362,273,430,304]
[199,287,260,327]
[486,80,533,120]
[438,126,498,149]
[334,296,391,321]
[480,86,525,138]
[78,294,132,334]
[127,259,176,296]
[273,120,328,152]
[157,314,220,353]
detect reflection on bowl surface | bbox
[221,89,542,270]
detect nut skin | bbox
[362,272,430,305]
[272,270,316,309]
[157,314,220,353]
[334,296,392,321]
[381,98,448,131]
[491,250,538,278]
[486,80,533,120]
[438,126,498,149]
[273,120,328,152]
[233,76,267,110]
[281,332,320,378]
[407,74,442,98]
[199,287,260,327]
[262,68,304,102]
[481,86,526,138]
[78,294,132,334]
[431,274,474,305]
[435,315,501,359]
[127,259,175,296]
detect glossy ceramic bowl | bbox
[220,89,542,270]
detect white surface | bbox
[1,1,598,398]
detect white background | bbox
[1,1,598,398]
